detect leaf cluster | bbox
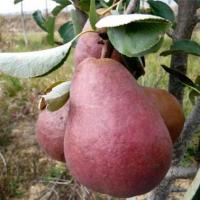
[1,0,200,109]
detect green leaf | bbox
[45,16,56,45]
[79,0,104,11]
[43,81,66,94]
[41,81,71,112]
[58,22,75,43]
[89,0,100,30]
[122,56,145,79]
[14,0,23,4]
[160,40,200,57]
[107,22,168,57]
[70,9,86,35]
[32,10,47,32]
[161,65,195,87]
[52,5,65,16]
[0,42,72,78]
[96,14,170,28]
[147,0,175,22]
[97,14,170,56]
[52,0,69,5]
[51,0,70,15]
[189,89,199,105]
[162,65,200,105]
[79,0,90,12]
[139,36,164,56]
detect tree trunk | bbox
[20,1,28,46]
[168,0,197,104]
[45,0,49,17]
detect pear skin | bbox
[64,58,172,197]
[143,87,185,143]
[36,102,69,162]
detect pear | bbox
[143,87,185,143]
[64,58,172,198]
[74,20,122,66]
[36,102,69,162]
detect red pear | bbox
[64,58,172,198]
[143,87,185,143]
[74,20,122,66]
[36,102,69,162]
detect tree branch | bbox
[169,0,198,104]
[146,179,173,200]
[0,151,7,174]
[166,166,198,180]
[146,166,197,200]
[125,0,140,14]
[173,97,200,165]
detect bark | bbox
[173,98,200,165]
[168,0,198,104]
[0,151,7,174]
[146,179,173,200]
[166,166,198,180]
[20,1,28,46]
[147,166,198,200]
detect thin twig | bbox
[0,151,7,174]
[36,180,72,185]
[100,1,121,16]
[47,186,59,200]
[170,187,187,193]
[173,97,200,165]
[34,183,58,200]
